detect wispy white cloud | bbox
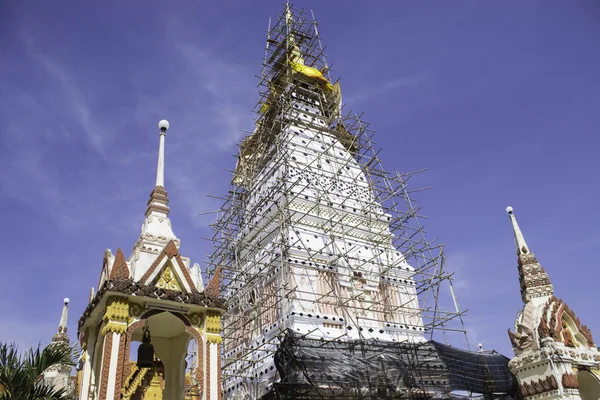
[0,30,128,237]
[130,23,257,225]
[19,30,111,159]
[345,73,427,104]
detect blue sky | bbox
[0,1,598,357]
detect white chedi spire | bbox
[43,298,75,397]
[506,206,530,255]
[51,298,70,344]
[58,298,69,331]
[130,120,180,281]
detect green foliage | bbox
[0,341,77,400]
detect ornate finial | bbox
[506,206,530,255]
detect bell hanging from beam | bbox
[137,326,155,368]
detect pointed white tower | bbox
[43,298,76,398]
[505,206,552,304]
[129,119,181,281]
[505,207,600,399]
[52,297,70,344]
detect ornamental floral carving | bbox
[519,375,559,397]
[537,296,596,348]
[562,372,579,389]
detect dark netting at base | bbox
[271,330,517,399]
[431,342,519,396]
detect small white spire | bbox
[506,206,530,255]
[58,298,69,333]
[131,119,179,281]
[156,120,169,188]
[51,298,70,344]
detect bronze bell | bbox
[137,326,155,368]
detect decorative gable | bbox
[538,296,595,348]
[138,240,197,293]
[153,262,183,291]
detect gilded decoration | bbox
[122,360,166,399]
[122,362,150,399]
[207,334,222,344]
[206,311,222,333]
[102,297,130,335]
[184,371,201,399]
[144,361,166,399]
[155,263,182,291]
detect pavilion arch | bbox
[184,326,204,398]
[578,370,600,400]
[561,313,590,348]
[120,311,205,399]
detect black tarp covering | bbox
[272,330,517,399]
[431,342,518,396]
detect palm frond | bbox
[0,341,76,400]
